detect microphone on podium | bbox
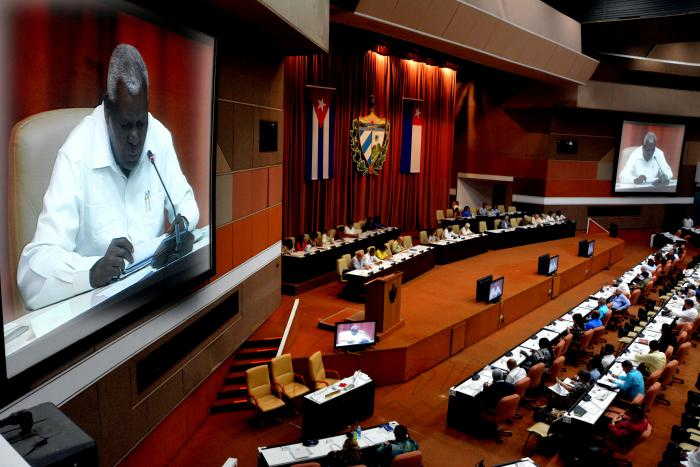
[148,150,194,268]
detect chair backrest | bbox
[271,353,294,386]
[553,340,566,359]
[402,235,413,249]
[308,351,326,382]
[643,382,661,410]
[514,376,531,399]
[436,228,444,239]
[660,360,678,386]
[419,230,428,245]
[247,364,272,400]
[677,341,691,363]
[678,331,689,345]
[494,394,520,422]
[507,206,516,213]
[478,221,487,233]
[591,326,606,346]
[8,108,94,311]
[352,221,362,230]
[664,345,674,361]
[337,256,348,277]
[527,363,546,387]
[645,368,662,387]
[549,356,565,380]
[470,207,478,216]
[452,224,460,234]
[562,333,573,355]
[436,210,444,221]
[510,218,518,227]
[602,311,612,327]
[579,329,594,349]
[630,289,641,306]
[391,450,423,467]
[444,209,454,219]
[327,228,336,239]
[497,204,505,212]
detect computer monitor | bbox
[476,275,493,302]
[537,254,550,275]
[588,241,595,257]
[578,240,590,257]
[334,321,377,351]
[488,277,504,303]
[548,255,559,275]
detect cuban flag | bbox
[400,99,423,173]
[306,87,335,180]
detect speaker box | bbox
[557,139,577,154]
[610,223,618,238]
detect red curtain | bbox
[283,49,456,237]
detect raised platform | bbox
[285,233,625,386]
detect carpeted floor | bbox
[167,229,699,467]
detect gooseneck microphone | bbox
[148,150,177,221]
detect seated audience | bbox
[321,230,332,246]
[478,203,489,216]
[489,207,500,217]
[505,358,527,384]
[609,288,631,313]
[375,245,392,261]
[613,360,645,401]
[295,235,310,252]
[460,223,474,236]
[600,344,616,370]
[327,434,363,467]
[477,369,516,410]
[444,226,457,240]
[658,322,678,354]
[633,339,666,374]
[427,230,438,243]
[312,231,323,248]
[498,216,509,229]
[281,238,294,255]
[683,215,694,229]
[375,424,418,465]
[607,405,649,450]
[367,246,381,264]
[566,313,586,361]
[334,225,346,240]
[521,338,553,371]
[588,356,604,382]
[352,250,372,270]
[344,224,360,237]
[646,258,657,272]
[389,239,404,254]
[585,310,603,330]
[596,297,610,322]
[555,210,566,221]
[672,298,698,325]
[552,370,592,408]
[461,205,472,218]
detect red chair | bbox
[526,363,546,393]
[657,360,679,405]
[676,342,691,365]
[546,356,565,385]
[561,333,574,356]
[391,450,423,466]
[630,289,641,306]
[482,394,520,442]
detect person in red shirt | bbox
[607,405,649,450]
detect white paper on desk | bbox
[290,445,312,460]
[363,430,386,445]
[263,449,295,466]
[549,383,569,396]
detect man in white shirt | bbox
[444,226,456,240]
[505,359,526,384]
[672,298,698,325]
[351,250,372,270]
[460,224,473,237]
[17,44,198,311]
[683,216,694,229]
[618,132,673,185]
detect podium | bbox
[365,272,404,337]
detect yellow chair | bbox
[478,221,487,233]
[308,351,341,390]
[524,215,532,224]
[436,228,444,239]
[507,206,516,214]
[337,254,351,282]
[401,235,413,249]
[327,228,336,240]
[444,209,454,220]
[436,210,444,222]
[271,354,310,400]
[497,204,505,213]
[246,364,285,414]
[510,218,519,228]
[419,230,428,244]
[352,221,362,231]
[470,207,478,217]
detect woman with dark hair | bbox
[566,313,586,363]
[608,405,649,450]
[658,322,678,354]
[325,433,362,467]
[376,424,418,465]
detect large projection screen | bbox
[0,0,216,387]
[614,120,685,193]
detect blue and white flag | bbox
[306,87,335,180]
[400,99,423,173]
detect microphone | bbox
[147,151,194,267]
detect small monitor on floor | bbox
[334,321,377,351]
[548,255,559,275]
[488,277,504,303]
[476,274,493,302]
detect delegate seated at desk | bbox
[17,44,199,311]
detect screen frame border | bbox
[612,119,687,196]
[333,320,378,351]
[0,0,218,409]
[488,276,505,303]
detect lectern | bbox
[365,272,405,337]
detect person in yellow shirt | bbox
[375,245,392,260]
[633,340,667,374]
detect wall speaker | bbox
[556,138,577,154]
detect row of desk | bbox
[447,244,682,435]
[281,227,400,283]
[438,212,525,230]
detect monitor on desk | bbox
[578,240,594,258]
[334,321,377,351]
[488,277,504,303]
[0,0,216,398]
[537,254,550,275]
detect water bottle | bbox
[354,425,362,441]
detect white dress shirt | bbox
[683,217,694,228]
[17,104,199,310]
[444,229,456,240]
[506,366,527,384]
[352,255,371,270]
[460,226,472,236]
[672,306,698,324]
[618,146,673,184]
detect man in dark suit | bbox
[477,369,516,410]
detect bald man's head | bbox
[642,131,657,161]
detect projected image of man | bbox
[619,131,673,186]
[17,44,199,310]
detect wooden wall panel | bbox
[558,259,591,294]
[590,249,610,275]
[450,322,467,355]
[268,165,283,206]
[463,303,500,347]
[405,329,453,380]
[214,224,234,278]
[502,279,551,323]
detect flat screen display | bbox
[334,321,376,349]
[614,121,685,193]
[0,0,215,382]
[588,241,595,257]
[489,277,504,303]
[548,255,559,275]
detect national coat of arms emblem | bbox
[350,95,390,175]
